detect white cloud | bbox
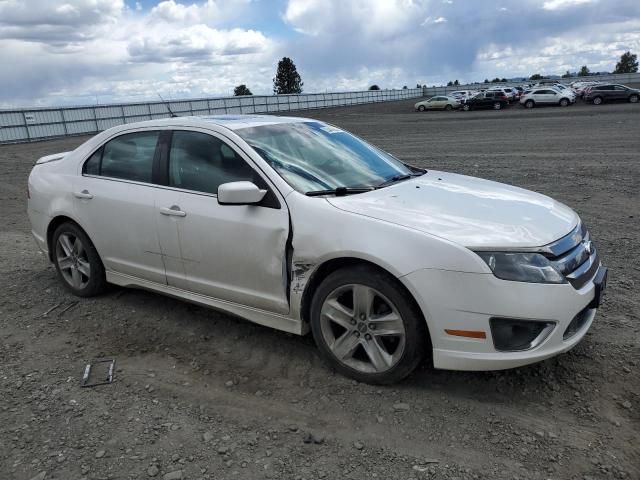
[0,0,639,107]
[283,0,426,38]
[0,0,124,44]
[148,0,251,25]
[543,0,593,11]
[0,0,277,106]
[128,25,272,61]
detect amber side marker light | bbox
[445,329,487,339]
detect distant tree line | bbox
[232,51,637,97]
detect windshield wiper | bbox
[376,171,424,189]
[305,187,374,197]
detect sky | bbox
[0,0,639,107]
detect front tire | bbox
[417,105,426,112]
[629,94,639,103]
[493,102,502,110]
[445,104,453,111]
[525,100,534,109]
[593,96,603,105]
[462,104,471,111]
[310,266,427,384]
[559,98,569,107]
[52,222,107,297]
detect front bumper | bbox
[401,264,605,371]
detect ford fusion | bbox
[27,115,607,384]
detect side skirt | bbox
[106,271,308,335]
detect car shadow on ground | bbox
[83,284,596,409]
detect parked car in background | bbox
[570,81,601,97]
[520,88,575,108]
[488,87,516,102]
[583,84,640,105]
[461,91,509,110]
[449,90,478,102]
[27,114,607,384]
[414,96,461,111]
[513,86,525,100]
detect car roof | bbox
[109,114,312,132]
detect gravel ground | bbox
[1,99,639,480]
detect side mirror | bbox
[217,181,267,205]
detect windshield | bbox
[236,121,413,193]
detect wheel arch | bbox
[46,215,98,263]
[299,257,431,343]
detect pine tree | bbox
[273,57,303,94]
[578,65,590,76]
[613,51,638,74]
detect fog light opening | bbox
[489,318,555,352]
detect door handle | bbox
[73,189,93,199]
[160,205,187,217]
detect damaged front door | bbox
[158,129,290,315]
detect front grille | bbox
[543,223,600,290]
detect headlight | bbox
[476,252,566,284]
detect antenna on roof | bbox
[157,91,177,118]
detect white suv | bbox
[449,90,478,101]
[487,86,519,102]
[520,87,575,108]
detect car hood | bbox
[327,171,579,249]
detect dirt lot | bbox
[1,99,639,480]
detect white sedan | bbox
[520,87,575,108]
[28,115,607,384]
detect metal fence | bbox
[0,88,423,144]
[421,72,640,97]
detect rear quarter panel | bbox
[28,159,79,255]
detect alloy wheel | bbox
[319,284,406,374]
[56,232,91,289]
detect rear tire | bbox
[462,104,471,111]
[52,222,107,297]
[629,94,639,103]
[493,102,502,110]
[592,96,603,105]
[310,265,427,384]
[525,100,534,109]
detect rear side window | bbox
[85,131,160,183]
[168,130,258,195]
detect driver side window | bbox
[168,131,257,195]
